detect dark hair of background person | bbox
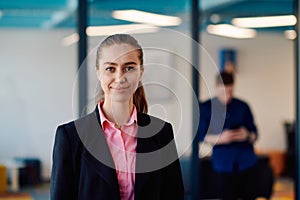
[216,71,235,86]
[96,34,148,113]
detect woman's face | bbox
[97,44,143,103]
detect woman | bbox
[50,34,184,200]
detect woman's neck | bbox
[102,99,133,126]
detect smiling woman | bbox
[50,34,184,200]
[96,43,144,120]
[96,34,147,115]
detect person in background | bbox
[198,71,258,200]
[50,34,184,200]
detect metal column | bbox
[77,0,88,116]
[191,0,200,199]
[295,0,299,199]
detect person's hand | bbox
[206,127,255,145]
[231,127,249,142]
[218,129,237,144]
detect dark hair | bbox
[96,34,148,113]
[216,71,234,85]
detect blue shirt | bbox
[198,97,258,173]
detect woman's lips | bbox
[111,86,130,91]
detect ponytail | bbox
[133,81,148,113]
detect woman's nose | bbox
[115,70,126,82]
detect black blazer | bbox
[50,108,184,200]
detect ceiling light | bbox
[86,24,159,36]
[62,24,159,46]
[232,15,297,28]
[0,10,3,18]
[112,10,182,26]
[284,30,297,40]
[207,24,256,39]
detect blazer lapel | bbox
[135,138,155,197]
[135,113,165,197]
[82,148,120,196]
[75,109,120,198]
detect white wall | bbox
[0,29,295,179]
[0,29,77,179]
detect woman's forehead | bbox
[99,44,140,64]
[102,44,137,55]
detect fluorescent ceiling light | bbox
[232,15,297,28]
[112,10,182,26]
[207,24,256,39]
[86,24,159,36]
[0,10,3,18]
[284,30,297,40]
[62,24,159,46]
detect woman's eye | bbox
[105,67,115,72]
[124,66,135,72]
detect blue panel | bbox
[0,15,51,27]
[0,0,69,9]
[0,0,295,29]
[90,0,188,14]
[213,1,294,16]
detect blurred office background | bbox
[0,0,297,199]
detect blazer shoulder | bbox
[55,121,82,151]
[55,111,98,145]
[57,120,76,132]
[57,110,99,131]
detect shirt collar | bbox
[98,102,137,127]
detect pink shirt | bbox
[98,103,137,200]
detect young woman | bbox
[50,34,184,200]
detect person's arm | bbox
[205,127,257,145]
[243,103,258,143]
[199,101,236,145]
[204,102,258,145]
[234,127,257,142]
[204,129,241,145]
[50,125,76,200]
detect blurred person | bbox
[50,34,184,200]
[198,71,258,200]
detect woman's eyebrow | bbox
[123,61,138,66]
[103,62,117,66]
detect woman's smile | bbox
[111,85,130,92]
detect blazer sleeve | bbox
[50,125,77,200]
[159,123,184,200]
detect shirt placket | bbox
[114,128,129,198]
[121,126,136,198]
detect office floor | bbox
[17,177,293,200]
[19,182,50,200]
[269,177,294,200]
